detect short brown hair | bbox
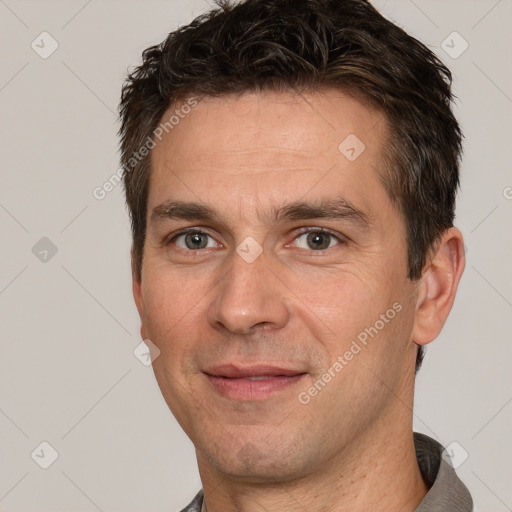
[119,0,463,372]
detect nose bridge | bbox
[208,246,290,334]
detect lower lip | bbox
[206,374,306,401]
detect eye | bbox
[292,229,343,251]
[172,230,218,250]
[166,227,344,252]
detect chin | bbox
[197,430,311,483]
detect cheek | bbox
[290,264,410,363]
[290,265,386,329]
[140,269,205,357]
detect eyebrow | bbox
[150,197,371,230]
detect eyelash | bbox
[164,227,346,252]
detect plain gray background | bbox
[0,0,511,510]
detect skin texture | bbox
[133,89,465,512]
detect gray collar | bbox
[413,432,473,511]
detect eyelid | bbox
[292,226,345,238]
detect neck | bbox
[198,418,427,512]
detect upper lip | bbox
[205,363,306,378]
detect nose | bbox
[207,247,290,335]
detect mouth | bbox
[204,364,307,401]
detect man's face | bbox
[134,89,420,481]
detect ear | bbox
[132,256,147,341]
[412,227,465,346]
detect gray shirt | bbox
[179,433,473,512]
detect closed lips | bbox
[204,364,306,379]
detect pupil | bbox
[186,232,207,249]
[307,232,330,250]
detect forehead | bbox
[155,89,385,160]
[149,88,391,219]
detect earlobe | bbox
[411,227,466,346]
